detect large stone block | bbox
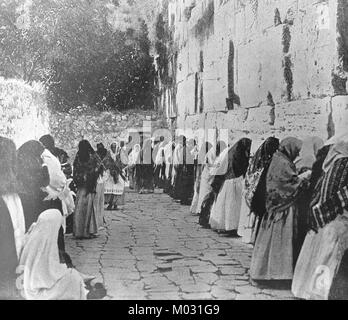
[331,95,348,136]
[236,26,284,108]
[273,97,331,140]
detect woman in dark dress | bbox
[177,138,196,205]
[250,137,310,281]
[73,140,101,239]
[240,137,280,244]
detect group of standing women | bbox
[0,135,90,300]
[187,132,348,300]
[0,134,132,299]
[153,135,197,205]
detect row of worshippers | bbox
[0,135,113,300]
[153,135,197,205]
[180,132,348,300]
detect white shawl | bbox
[18,210,87,300]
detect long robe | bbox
[208,138,252,232]
[239,137,280,244]
[292,155,348,299]
[73,153,99,238]
[250,138,306,280]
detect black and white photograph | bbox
[1,0,348,304]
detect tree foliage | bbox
[0,0,156,111]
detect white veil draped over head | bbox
[19,209,86,300]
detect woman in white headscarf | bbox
[18,209,87,300]
[194,142,215,215]
[163,141,175,194]
[171,136,184,199]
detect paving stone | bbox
[219,266,247,276]
[235,285,262,295]
[180,283,211,293]
[211,287,237,300]
[194,273,219,285]
[66,192,294,300]
[190,264,219,273]
[182,292,213,300]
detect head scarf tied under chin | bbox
[19,209,86,300]
[295,136,324,171]
[266,137,304,220]
[279,137,303,162]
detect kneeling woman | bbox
[18,209,87,300]
[209,138,251,236]
[250,137,309,280]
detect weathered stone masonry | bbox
[156,0,348,148]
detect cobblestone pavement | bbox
[66,190,295,300]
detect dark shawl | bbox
[73,153,100,194]
[266,137,305,221]
[17,141,51,231]
[73,141,101,193]
[244,137,280,213]
[103,151,121,184]
[17,140,49,196]
[97,143,108,160]
[211,138,252,194]
[309,154,348,232]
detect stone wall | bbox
[0,78,167,158]
[50,107,167,159]
[157,0,348,150]
[0,78,50,148]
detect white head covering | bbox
[128,144,141,166]
[41,149,75,218]
[173,143,183,166]
[19,210,86,300]
[323,140,348,173]
[163,142,174,179]
[155,144,165,165]
[209,147,229,177]
[295,136,324,170]
[325,132,348,147]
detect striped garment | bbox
[309,157,348,232]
